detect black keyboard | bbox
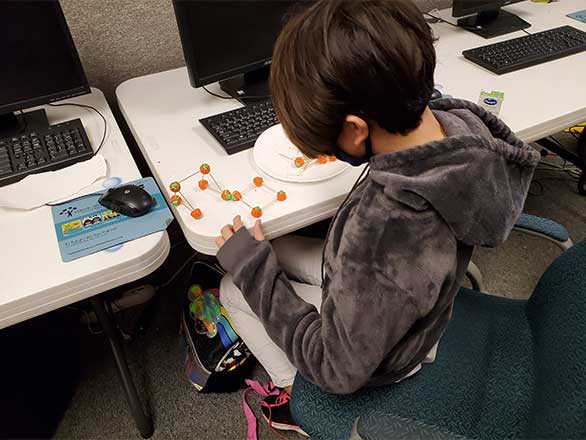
[463,25,586,75]
[0,118,93,188]
[200,99,278,155]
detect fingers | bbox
[215,236,225,248]
[217,217,264,250]
[233,215,243,231]
[253,219,265,241]
[221,224,234,241]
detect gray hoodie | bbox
[217,98,540,394]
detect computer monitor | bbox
[0,1,90,137]
[173,0,302,100]
[452,0,530,38]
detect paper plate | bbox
[253,124,348,183]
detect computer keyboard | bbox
[200,99,278,155]
[0,118,93,188]
[463,25,586,75]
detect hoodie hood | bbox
[369,98,541,247]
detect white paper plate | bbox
[253,124,349,183]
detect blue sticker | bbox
[104,244,124,252]
[103,177,123,188]
[483,97,498,106]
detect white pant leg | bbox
[220,273,322,388]
[272,235,324,286]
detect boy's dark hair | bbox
[271,0,436,157]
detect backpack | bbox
[180,260,255,392]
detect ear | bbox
[337,115,369,156]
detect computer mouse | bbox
[98,184,155,217]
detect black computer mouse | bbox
[98,184,155,217]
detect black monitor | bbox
[0,1,90,137]
[452,0,530,38]
[173,0,301,100]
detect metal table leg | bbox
[578,130,586,195]
[90,296,154,438]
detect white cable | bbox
[157,253,199,290]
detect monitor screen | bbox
[0,1,89,115]
[174,1,301,87]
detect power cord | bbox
[45,190,103,207]
[17,110,28,135]
[565,123,584,140]
[156,252,199,291]
[537,159,581,179]
[43,102,109,207]
[66,306,103,335]
[48,102,108,156]
[424,12,458,27]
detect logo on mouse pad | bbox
[59,206,77,218]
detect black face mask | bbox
[334,136,373,166]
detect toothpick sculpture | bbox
[168,163,287,220]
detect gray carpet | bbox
[54,133,586,440]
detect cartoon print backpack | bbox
[180,260,255,392]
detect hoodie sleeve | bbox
[217,198,450,394]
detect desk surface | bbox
[433,0,586,141]
[117,0,586,255]
[0,89,170,330]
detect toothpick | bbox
[179,170,201,183]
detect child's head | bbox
[271,0,436,158]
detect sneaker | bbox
[261,389,308,437]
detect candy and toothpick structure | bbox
[278,152,338,173]
[168,163,287,220]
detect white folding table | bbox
[0,89,170,438]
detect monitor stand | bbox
[458,9,531,39]
[0,109,50,138]
[219,65,271,104]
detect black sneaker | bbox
[261,389,308,437]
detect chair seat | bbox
[515,213,570,243]
[291,289,535,440]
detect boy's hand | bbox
[216,215,265,249]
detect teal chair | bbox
[466,213,572,292]
[291,240,586,440]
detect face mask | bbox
[334,136,373,166]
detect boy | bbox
[216,0,540,434]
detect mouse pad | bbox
[51,177,173,262]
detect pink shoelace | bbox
[242,379,290,440]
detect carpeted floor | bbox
[50,133,586,440]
